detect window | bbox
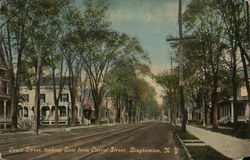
[41,106,50,117]
[60,94,69,102]
[1,81,8,94]
[23,107,29,117]
[59,106,66,116]
[40,94,46,103]
[22,94,29,103]
[238,103,246,116]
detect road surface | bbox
[0,122,181,160]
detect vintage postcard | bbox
[0,0,250,160]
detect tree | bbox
[0,0,70,133]
[154,70,180,123]
[44,16,67,127]
[218,0,249,126]
[0,0,36,131]
[183,0,227,128]
[107,58,151,123]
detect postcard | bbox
[0,0,250,160]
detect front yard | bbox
[172,126,231,160]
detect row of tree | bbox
[0,0,160,133]
[156,0,250,129]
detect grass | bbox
[187,146,231,160]
[0,128,12,133]
[172,125,232,160]
[39,125,71,128]
[171,126,190,160]
[172,126,198,140]
[45,131,70,135]
[0,133,35,139]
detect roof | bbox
[39,77,70,86]
[20,76,71,86]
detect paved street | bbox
[0,122,181,160]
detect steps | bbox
[17,119,33,130]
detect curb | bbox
[177,135,193,160]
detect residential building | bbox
[218,86,250,123]
[19,77,83,125]
[18,77,115,126]
[0,57,11,129]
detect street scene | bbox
[0,122,181,160]
[0,0,250,160]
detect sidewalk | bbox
[0,120,152,136]
[187,125,250,160]
[0,123,117,136]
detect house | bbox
[82,89,115,124]
[0,57,11,129]
[19,77,83,125]
[18,77,115,126]
[218,86,250,123]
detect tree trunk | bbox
[10,54,22,131]
[10,79,17,132]
[180,86,186,132]
[128,100,132,123]
[94,103,100,125]
[232,47,238,125]
[34,66,41,135]
[71,96,76,125]
[54,102,59,127]
[52,72,59,127]
[212,88,218,129]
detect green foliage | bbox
[154,70,180,120]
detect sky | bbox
[75,0,190,103]
[107,0,189,74]
[106,0,190,103]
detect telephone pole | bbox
[178,0,186,132]
[166,0,186,132]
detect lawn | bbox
[172,126,198,140]
[0,133,35,139]
[172,125,232,160]
[187,146,231,160]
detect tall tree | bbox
[183,0,227,128]
[64,1,149,124]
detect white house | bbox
[218,86,250,123]
[19,77,83,126]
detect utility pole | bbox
[178,0,186,132]
[166,0,187,132]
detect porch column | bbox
[3,100,7,121]
[3,100,7,129]
[49,106,52,125]
[225,106,227,117]
[245,103,250,120]
[78,107,81,120]
[222,106,224,117]
[66,106,68,125]
[78,107,81,124]
[29,107,32,121]
[231,101,234,122]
